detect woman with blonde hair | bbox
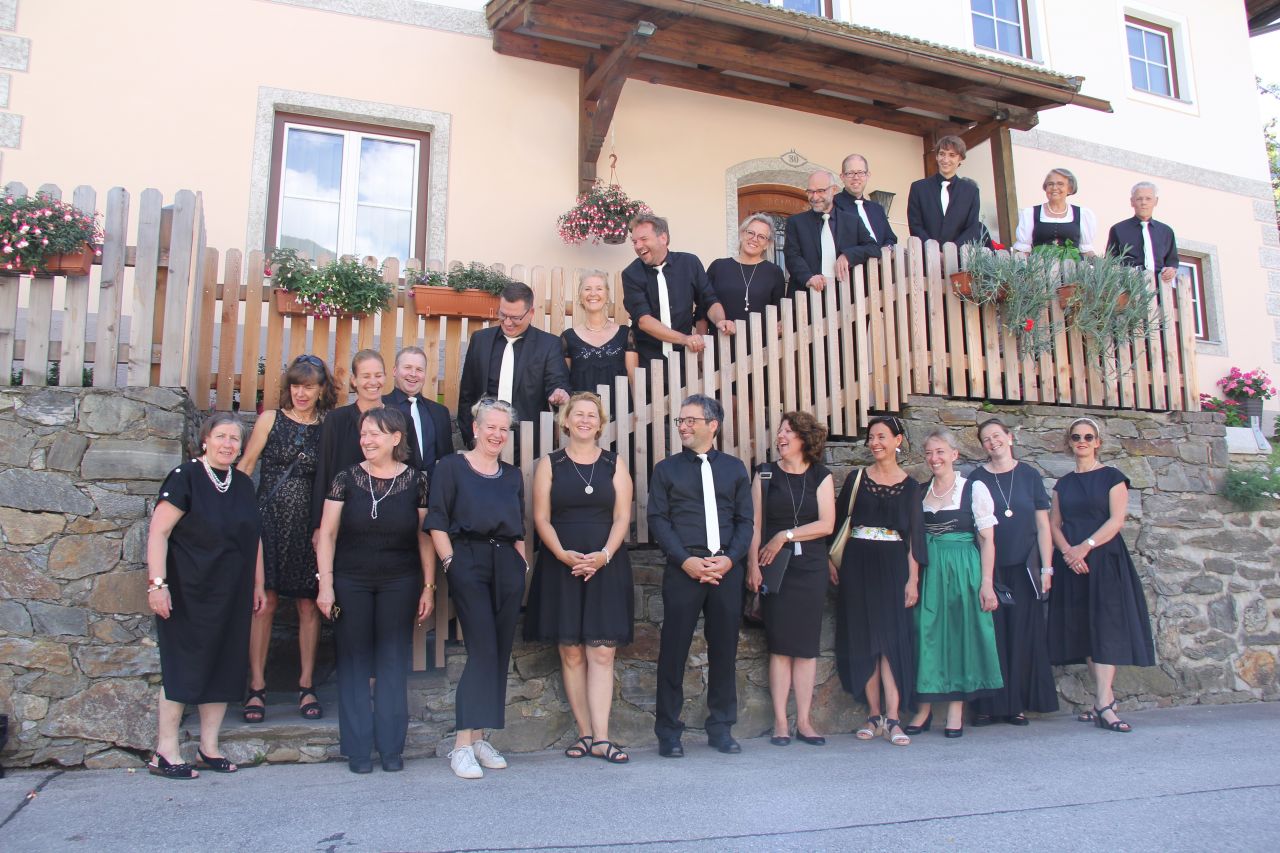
[525,392,634,763]
[562,272,637,397]
[707,214,787,328]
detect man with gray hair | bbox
[1106,181,1179,284]
[833,153,898,266]
[648,394,753,758]
[784,168,877,299]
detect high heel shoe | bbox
[1093,700,1132,733]
[903,713,932,735]
[944,725,964,739]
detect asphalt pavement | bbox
[1,702,1277,852]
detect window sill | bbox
[1127,87,1197,117]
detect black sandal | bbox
[1076,709,1096,723]
[298,686,323,720]
[242,688,266,723]
[197,750,238,773]
[1094,701,1132,733]
[564,735,593,759]
[148,753,198,780]
[590,740,629,764]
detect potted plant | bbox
[0,192,103,276]
[266,247,393,318]
[954,243,1058,359]
[1199,394,1246,427]
[1217,367,1276,424]
[1062,250,1161,372]
[407,262,515,320]
[556,181,651,246]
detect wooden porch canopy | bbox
[485,0,1111,237]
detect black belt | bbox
[458,534,519,545]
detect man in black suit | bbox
[1106,181,1179,284]
[833,153,898,266]
[906,135,984,247]
[384,346,454,475]
[457,281,570,451]
[784,169,878,298]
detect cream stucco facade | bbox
[1,0,1275,404]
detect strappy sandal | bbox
[298,686,323,720]
[197,750,238,773]
[148,753,198,780]
[883,718,911,746]
[1094,701,1132,733]
[855,715,883,740]
[564,735,593,759]
[590,740,629,764]
[242,687,266,723]
[1076,708,1096,723]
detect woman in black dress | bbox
[706,214,787,326]
[238,354,336,724]
[970,418,1059,726]
[562,272,637,399]
[829,416,926,748]
[146,413,265,779]
[747,412,835,747]
[426,398,529,780]
[311,349,388,530]
[526,392,634,764]
[315,407,434,774]
[1048,418,1154,733]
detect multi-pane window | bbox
[1178,256,1208,340]
[749,0,834,18]
[971,0,1030,58]
[1126,17,1179,98]
[268,113,428,263]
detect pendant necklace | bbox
[570,451,600,494]
[201,458,232,494]
[366,467,397,519]
[990,465,1016,518]
[781,464,807,555]
[738,259,759,313]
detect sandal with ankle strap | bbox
[883,718,911,746]
[197,750,238,773]
[298,686,323,720]
[855,715,883,740]
[564,735,593,759]
[148,753,198,780]
[1094,700,1132,733]
[242,687,266,724]
[590,740,629,764]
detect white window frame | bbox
[970,0,1032,59]
[750,0,837,20]
[1120,6,1196,111]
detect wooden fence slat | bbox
[193,247,218,405]
[891,245,911,404]
[906,240,928,394]
[942,246,968,397]
[824,280,845,433]
[925,241,947,394]
[0,272,17,385]
[59,186,96,386]
[378,259,401,383]
[716,332,735,459]
[836,279,857,431]
[795,291,813,414]
[241,251,265,412]
[750,313,768,467]
[1175,277,1200,410]
[633,364,649,541]
[1117,337,1135,409]
[1146,273,1167,409]
[159,190,199,386]
[1066,320,1088,405]
[24,278,53,386]
[865,261,884,412]
[650,358,667,465]
[215,250,242,411]
[423,316,442,400]
[780,298,797,414]
[851,271,870,427]
[1033,303,1052,403]
[733,326,752,466]
[441,318,464,413]
[128,189,164,385]
[1160,282,1181,408]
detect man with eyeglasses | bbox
[833,154,898,267]
[648,395,753,758]
[457,281,570,453]
[783,169,878,299]
[384,346,454,476]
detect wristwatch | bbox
[1086,538,1097,547]
[785,529,795,541]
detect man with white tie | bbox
[1106,181,1179,284]
[648,394,754,758]
[384,347,454,476]
[783,169,878,298]
[456,281,570,451]
[906,135,984,247]
[622,214,735,376]
[833,153,899,266]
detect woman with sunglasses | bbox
[706,214,786,332]
[1048,418,1154,733]
[238,354,337,724]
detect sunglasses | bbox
[293,354,325,369]
[1070,433,1097,443]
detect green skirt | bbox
[915,531,1003,701]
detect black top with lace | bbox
[326,464,429,579]
[562,326,633,394]
[257,412,322,597]
[834,469,927,565]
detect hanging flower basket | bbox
[557,181,650,246]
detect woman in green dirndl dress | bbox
[907,429,1002,738]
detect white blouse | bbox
[1012,204,1098,255]
[923,475,998,531]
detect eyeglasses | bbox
[1070,433,1097,442]
[672,416,709,427]
[293,354,325,368]
[805,187,833,197]
[498,307,532,324]
[841,170,869,178]
[742,230,771,242]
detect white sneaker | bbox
[449,746,483,779]
[471,740,508,769]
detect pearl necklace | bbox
[928,476,958,501]
[200,457,232,493]
[364,465,402,519]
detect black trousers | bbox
[449,539,526,731]
[655,560,744,742]
[333,572,419,760]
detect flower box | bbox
[949,271,974,298]
[39,242,96,277]
[1056,283,1078,310]
[411,284,500,320]
[273,289,362,319]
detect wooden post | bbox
[990,126,1018,247]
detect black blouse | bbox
[423,453,525,541]
[311,403,371,530]
[326,464,429,579]
[833,469,927,565]
[968,462,1050,566]
[706,258,787,322]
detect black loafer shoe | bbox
[709,736,741,754]
[795,733,826,746]
[1007,714,1030,727]
[658,740,684,758]
[348,758,373,774]
[769,735,791,746]
[381,754,404,772]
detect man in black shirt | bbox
[648,394,754,757]
[384,346,454,476]
[1106,181,1179,284]
[621,214,735,380]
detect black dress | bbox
[562,326,633,396]
[833,470,927,711]
[969,463,1059,717]
[155,459,261,705]
[759,462,832,659]
[525,449,634,646]
[257,412,322,598]
[706,258,787,322]
[1047,467,1155,667]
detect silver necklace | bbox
[365,466,399,519]
[738,259,760,312]
[568,449,600,494]
[201,457,232,493]
[780,464,807,555]
[989,464,1016,518]
[583,319,610,333]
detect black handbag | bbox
[993,582,1015,606]
[743,590,765,627]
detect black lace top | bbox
[833,468,928,565]
[326,464,429,578]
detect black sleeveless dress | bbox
[524,449,634,646]
[759,462,832,658]
[562,326,633,396]
[257,412,322,598]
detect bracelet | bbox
[314,572,333,580]
[424,583,438,591]
[147,584,168,592]
[1041,567,1055,576]
[147,577,168,591]
[601,547,611,563]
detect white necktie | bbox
[940,179,951,216]
[820,212,837,279]
[497,335,520,404]
[1140,220,1156,275]
[408,396,424,458]
[697,452,721,554]
[655,262,673,360]
[854,199,877,242]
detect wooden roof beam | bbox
[579,26,656,192]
